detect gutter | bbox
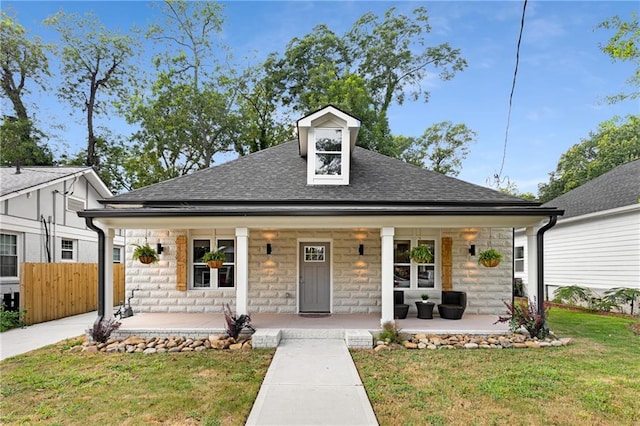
[85,217,105,326]
[536,215,558,320]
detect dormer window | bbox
[315,128,343,176]
[297,105,360,186]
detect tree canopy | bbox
[538,115,640,203]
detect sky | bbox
[2,1,638,195]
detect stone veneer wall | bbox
[125,227,511,315]
[248,229,382,314]
[443,227,513,315]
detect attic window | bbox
[315,128,342,176]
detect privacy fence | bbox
[19,263,125,325]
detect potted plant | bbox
[202,249,226,269]
[420,293,431,303]
[410,244,433,263]
[478,248,503,267]
[132,243,159,264]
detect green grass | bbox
[352,309,640,426]
[0,338,274,425]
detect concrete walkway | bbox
[0,311,96,361]
[246,338,378,425]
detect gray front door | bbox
[299,242,331,312]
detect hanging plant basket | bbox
[480,258,501,268]
[478,248,503,268]
[139,255,156,265]
[206,260,224,269]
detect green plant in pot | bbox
[420,293,431,303]
[202,249,226,269]
[410,244,433,263]
[132,243,159,264]
[478,248,503,267]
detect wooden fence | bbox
[20,263,125,325]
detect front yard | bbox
[1,309,638,425]
[352,309,640,425]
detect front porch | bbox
[110,312,510,346]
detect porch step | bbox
[252,328,282,349]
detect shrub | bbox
[223,304,254,339]
[604,287,640,315]
[378,321,403,344]
[0,303,25,332]
[90,318,121,343]
[495,298,550,338]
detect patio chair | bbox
[437,291,467,320]
[394,290,409,319]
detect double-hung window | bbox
[315,128,342,176]
[192,238,235,289]
[61,239,75,261]
[514,246,524,273]
[0,233,18,278]
[394,239,437,290]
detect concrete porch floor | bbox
[114,312,509,337]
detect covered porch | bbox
[110,312,510,341]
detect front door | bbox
[299,242,331,312]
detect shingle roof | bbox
[106,141,536,206]
[542,159,640,219]
[0,166,93,198]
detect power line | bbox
[492,0,528,188]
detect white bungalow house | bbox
[514,158,640,301]
[0,166,125,299]
[78,106,562,325]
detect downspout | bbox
[85,217,105,324]
[536,215,558,320]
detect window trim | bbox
[190,236,236,290]
[0,232,19,280]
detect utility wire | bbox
[495,0,528,185]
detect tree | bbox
[538,115,640,203]
[597,12,639,103]
[266,6,467,154]
[45,10,136,167]
[398,121,476,176]
[233,62,294,155]
[0,11,53,166]
[123,0,236,187]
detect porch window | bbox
[0,233,18,278]
[514,246,524,272]
[192,238,235,289]
[394,239,437,290]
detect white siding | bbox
[544,209,640,292]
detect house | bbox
[0,166,125,298]
[514,158,640,300]
[78,106,562,324]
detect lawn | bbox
[1,310,638,426]
[352,309,640,426]
[0,339,274,425]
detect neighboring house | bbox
[514,159,640,300]
[79,106,562,323]
[0,166,125,296]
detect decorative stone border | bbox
[374,332,572,351]
[71,334,252,354]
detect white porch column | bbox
[526,226,538,302]
[102,226,115,319]
[380,227,395,325]
[235,227,249,315]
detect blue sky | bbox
[3,1,638,194]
